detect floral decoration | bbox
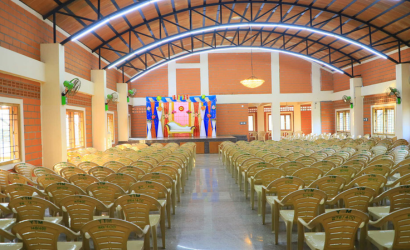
[207,114,211,118]
[163,114,169,119]
[193,113,199,118]
[157,106,163,112]
[211,105,216,109]
[186,110,192,114]
[172,110,177,114]
[147,107,151,111]
[211,118,217,121]
[178,106,184,111]
[201,106,206,111]
[151,115,156,120]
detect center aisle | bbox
[166,154,307,250]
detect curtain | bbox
[207,101,212,137]
[164,102,169,137]
[150,102,157,138]
[194,102,199,137]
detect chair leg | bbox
[160,215,166,249]
[152,225,158,250]
[258,193,262,215]
[172,191,176,215]
[262,197,266,225]
[251,187,255,209]
[144,228,151,250]
[286,221,293,250]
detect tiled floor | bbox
[165,154,309,250]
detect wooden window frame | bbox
[280,112,293,131]
[107,111,115,145]
[0,102,22,166]
[66,108,86,151]
[371,104,396,136]
[335,109,351,133]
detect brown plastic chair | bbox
[323,155,345,166]
[308,175,345,200]
[309,152,328,161]
[32,167,57,178]
[310,160,336,173]
[293,167,324,186]
[286,152,305,161]
[59,166,86,179]
[37,174,68,189]
[0,169,10,192]
[345,174,387,193]
[5,184,45,200]
[115,157,133,166]
[118,166,146,180]
[88,166,115,181]
[86,182,125,205]
[7,173,37,186]
[131,161,154,173]
[297,209,369,250]
[0,227,21,249]
[60,195,110,232]
[368,159,394,169]
[141,173,176,215]
[45,182,86,207]
[325,165,357,183]
[114,193,165,250]
[357,164,391,177]
[243,162,274,198]
[269,157,291,168]
[14,163,36,180]
[81,218,148,250]
[104,173,137,192]
[279,161,306,176]
[325,187,376,213]
[130,181,171,229]
[295,156,317,166]
[9,196,62,224]
[12,220,81,250]
[273,189,327,249]
[386,173,410,188]
[342,159,366,172]
[368,185,410,220]
[138,156,159,167]
[151,166,180,202]
[262,176,305,228]
[68,174,99,192]
[53,162,76,175]
[103,161,126,172]
[77,161,98,173]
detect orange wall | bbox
[0,72,42,166]
[208,53,272,95]
[176,55,200,63]
[130,65,168,97]
[176,68,201,95]
[320,69,333,91]
[301,106,312,135]
[279,54,312,93]
[216,104,248,136]
[363,94,396,135]
[361,58,396,86]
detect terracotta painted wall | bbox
[176,55,200,63]
[130,65,168,97]
[333,73,351,92]
[130,106,147,138]
[321,69,333,91]
[176,68,201,95]
[279,54,312,93]
[363,94,396,135]
[66,93,93,148]
[301,106,312,135]
[208,53,272,95]
[0,72,42,166]
[361,58,396,86]
[216,104,248,136]
[321,101,335,134]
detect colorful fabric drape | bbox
[194,102,199,137]
[163,102,169,137]
[150,102,157,138]
[207,101,212,137]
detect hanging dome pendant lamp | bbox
[240,49,265,88]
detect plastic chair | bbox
[32,167,57,178]
[273,189,327,250]
[77,161,98,173]
[14,163,36,180]
[368,185,410,220]
[53,162,76,175]
[279,161,306,176]
[357,164,391,177]
[310,152,328,161]
[103,161,126,172]
[81,218,148,250]
[308,175,345,199]
[60,195,110,232]
[118,166,146,180]
[297,209,369,250]
[104,173,137,193]
[115,157,133,166]
[325,165,357,183]
[341,159,366,173]
[7,173,37,186]
[86,182,126,206]
[68,174,99,192]
[325,187,376,212]
[9,196,62,224]
[45,182,86,207]
[310,160,336,173]
[286,152,306,161]
[262,177,305,229]
[131,161,154,173]
[250,168,285,212]
[59,166,86,179]
[88,166,115,181]
[37,174,68,189]
[295,156,317,166]
[151,166,181,201]
[293,167,324,186]
[141,173,176,215]
[12,220,81,249]
[5,184,45,200]
[323,155,345,166]
[243,162,274,198]
[0,228,22,249]
[345,174,387,194]
[386,173,410,188]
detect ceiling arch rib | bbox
[108,28,361,73]
[55,0,409,64]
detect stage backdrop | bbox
[145,95,217,138]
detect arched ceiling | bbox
[21,0,410,82]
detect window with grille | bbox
[66,110,85,150]
[0,103,21,165]
[280,114,291,131]
[107,113,115,144]
[248,107,257,113]
[280,106,294,112]
[301,105,312,111]
[373,106,395,135]
[336,110,350,132]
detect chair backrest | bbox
[245,162,274,178]
[14,163,36,179]
[333,187,376,212]
[345,174,387,193]
[77,161,99,173]
[12,220,79,250]
[36,174,68,189]
[32,167,57,177]
[286,152,305,161]
[269,157,291,167]
[9,196,60,222]
[324,155,345,166]
[367,159,394,169]
[138,156,159,167]
[0,169,9,190]
[104,173,137,192]
[115,157,133,166]
[140,172,174,189]
[310,160,336,173]
[86,182,125,205]
[390,164,410,177]
[326,166,357,183]
[130,161,154,172]
[264,176,305,199]
[81,218,147,250]
[5,183,45,199]
[151,166,179,181]
[279,161,306,176]
[60,195,109,232]
[281,188,327,223]
[7,173,35,185]
[59,166,86,179]
[358,164,391,177]
[130,181,168,200]
[277,149,294,157]
[308,175,345,199]
[252,168,286,186]
[301,209,368,250]
[88,166,115,181]
[376,185,410,213]
[113,194,162,227]
[103,161,126,172]
[342,160,366,172]
[158,160,182,170]
[68,174,99,191]
[310,152,328,161]
[45,182,86,207]
[295,156,317,166]
[118,166,146,180]
[53,162,76,174]
[293,167,324,186]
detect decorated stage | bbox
[123,136,246,154]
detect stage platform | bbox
[120,135,246,154]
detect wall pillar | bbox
[311,101,321,135]
[293,103,301,132]
[117,83,129,142]
[396,63,410,141]
[40,44,67,168]
[271,101,281,140]
[257,105,265,132]
[91,70,107,151]
[350,77,363,138]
